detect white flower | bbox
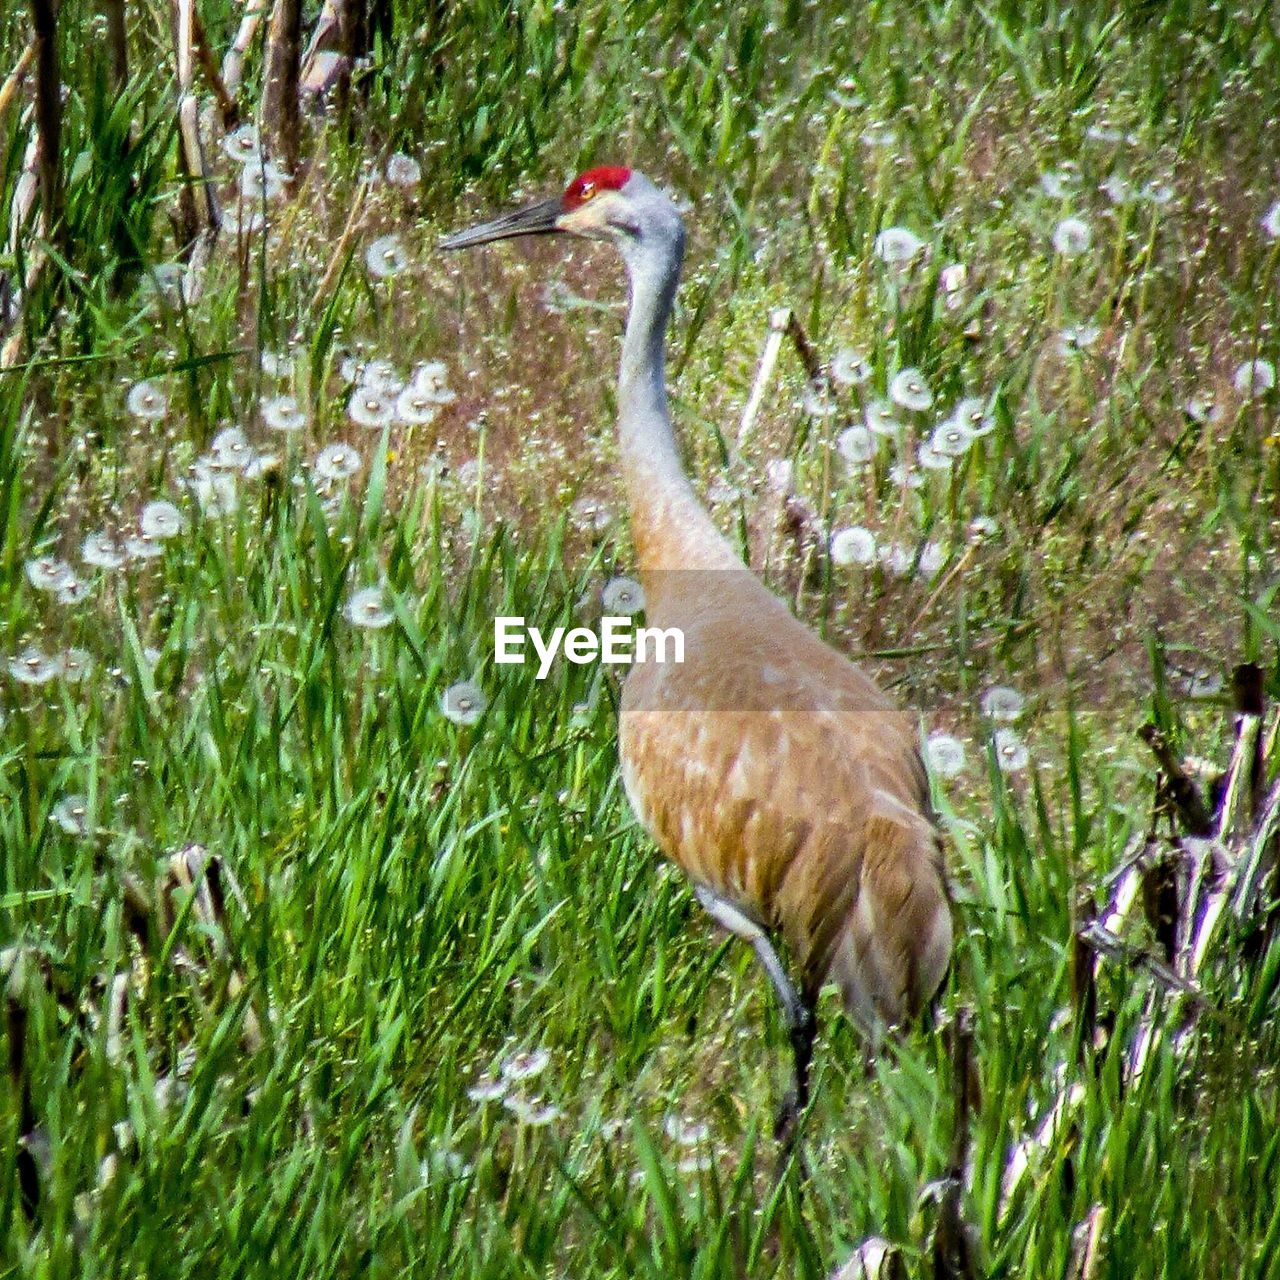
[314,443,362,481]
[9,645,62,685]
[366,234,410,279]
[440,680,486,725]
[1052,217,1092,257]
[125,535,164,561]
[209,426,255,472]
[1183,395,1222,424]
[918,541,945,576]
[602,576,645,616]
[386,152,421,187]
[344,586,394,629]
[830,526,877,567]
[664,1115,710,1146]
[980,685,1025,720]
[51,794,90,836]
[930,420,973,458]
[864,400,902,437]
[239,159,286,201]
[888,463,923,490]
[55,575,89,605]
[127,379,167,420]
[503,1095,561,1126]
[802,382,837,417]
[1100,175,1133,204]
[1058,323,1100,355]
[889,368,932,412]
[1233,358,1275,399]
[836,424,875,465]
[348,388,396,429]
[81,532,129,570]
[51,795,89,836]
[140,500,184,540]
[917,440,953,472]
[347,358,405,394]
[968,515,999,541]
[395,386,440,426]
[1040,169,1078,199]
[61,648,93,681]
[830,347,872,385]
[993,728,1030,773]
[262,395,306,432]
[501,1049,551,1082]
[877,541,913,576]
[1262,200,1280,240]
[467,1074,508,1103]
[26,556,73,591]
[951,397,995,436]
[260,350,290,377]
[875,226,924,265]
[222,123,261,164]
[188,463,238,516]
[926,733,967,778]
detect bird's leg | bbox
[693,886,816,1154]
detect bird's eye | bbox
[579,183,596,201]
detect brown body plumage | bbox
[443,165,952,1143]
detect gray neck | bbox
[617,238,687,491]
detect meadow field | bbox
[2,1,1279,1276]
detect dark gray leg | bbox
[694,886,817,1152]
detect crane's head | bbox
[439,166,683,268]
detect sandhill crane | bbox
[442,167,952,1146]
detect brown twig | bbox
[1137,723,1214,836]
[263,0,302,178]
[191,3,239,129]
[0,41,36,126]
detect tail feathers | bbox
[831,809,952,1037]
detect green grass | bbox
[2,1,1280,1275]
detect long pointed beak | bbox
[439,196,565,250]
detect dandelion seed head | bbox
[864,400,902,437]
[441,679,487,726]
[26,556,73,591]
[917,440,953,472]
[314,443,362,481]
[926,733,967,778]
[878,541,913,577]
[1039,168,1078,199]
[260,350,289,377]
[1100,174,1133,204]
[967,515,999,541]
[952,397,995,436]
[396,387,440,426]
[502,1048,551,1082]
[503,1095,561,1127]
[1183,395,1222,425]
[1058,323,1101,356]
[55,575,89,605]
[830,347,872,386]
[1052,216,1092,257]
[467,1074,507,1103]
[410,361,455,404]
[836,424,876,466]
[875,226,924,265]
[1141,181,1174,206]
[1233,358,1275,399]
[125,535,163,561]
[664,1115,710,1146]
[366,234,410,279]
[931,420,973,458]
[569,495,612,533]
[981,685,1026,720]
[802,382,837,417]
[239,159,286,201]
[919,540,945,576]
[140,500,184,540]
[222,123,261,164]
[888,462,923,489]
[1262,200,1280,240]
[889,368,933,412]
[263,395,306,432]
[60,648,93,682]
[188,464,239,516]
[81,532,128,571]
[127,380,168,420]
[348,388,396,429]
[994,728,1030,772]
[830,525,877,567]
[602,576,645,616]
[385,152,422,188]
[9,645,62,685]
[210,426,254,471]
[51,795,89,837]
[344,586,394,629]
